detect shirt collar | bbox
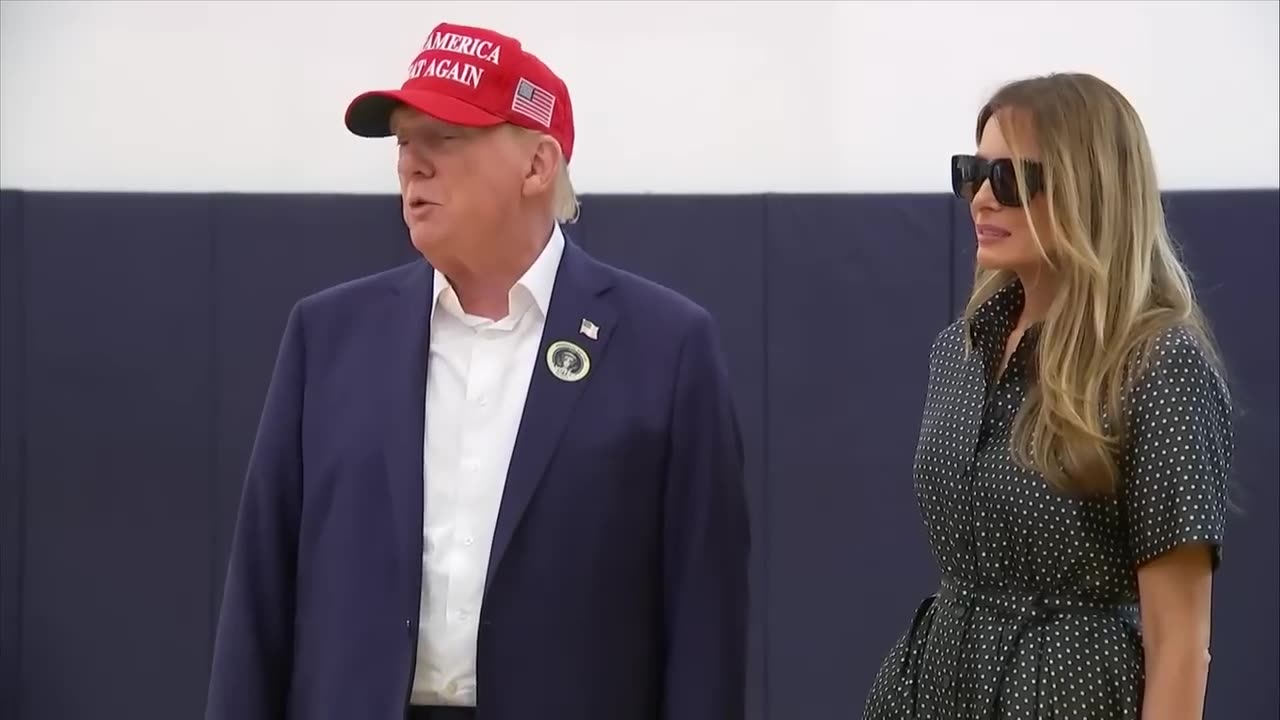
[967,277,1043,362]
[430,223,565,324]
[517,222,564,319]
[970,279,1024,336]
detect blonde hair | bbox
[965,73,1224,497]
[551,160,580,224]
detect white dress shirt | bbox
[410,226,565,707]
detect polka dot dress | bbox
[863,280,1233,720]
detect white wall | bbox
[2,0,1277,194]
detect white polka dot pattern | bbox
[863,280,1234,720]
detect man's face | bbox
[390,106,527,264]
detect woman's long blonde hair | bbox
[965,73,1224,497]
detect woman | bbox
[863,73,1233,719]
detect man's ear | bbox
[524,134,561,196]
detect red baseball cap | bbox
[345,23,575,162]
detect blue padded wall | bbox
[0,188,1275,720]
[762,194,952,718]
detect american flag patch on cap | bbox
[511,77,556,127]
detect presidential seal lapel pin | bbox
[546,340,591,383]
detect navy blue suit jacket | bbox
[206,236,750,720]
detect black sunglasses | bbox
[951,154,1044,208]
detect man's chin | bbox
[408,227,446,258]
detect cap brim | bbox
[344,89,506,137]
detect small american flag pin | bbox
[579,318,599,341]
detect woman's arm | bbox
[1120,327,1234,720]
[1136,542,1215,720]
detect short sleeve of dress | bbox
[1122,326,1234,570]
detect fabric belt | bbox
[901,577,1138,719]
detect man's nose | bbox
[399,148,435,178]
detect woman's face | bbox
[961,115,1054,275]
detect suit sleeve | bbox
[661,309,750,720]
[206,302,307,720]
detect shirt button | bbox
[464,536,474,546]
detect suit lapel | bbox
[382,262,434,578]
[485,240,616,590]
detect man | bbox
[205,21,750,720]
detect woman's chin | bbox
[975,246,1014,271]
[972,243,1024,271]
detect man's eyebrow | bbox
[394,121,474,136]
